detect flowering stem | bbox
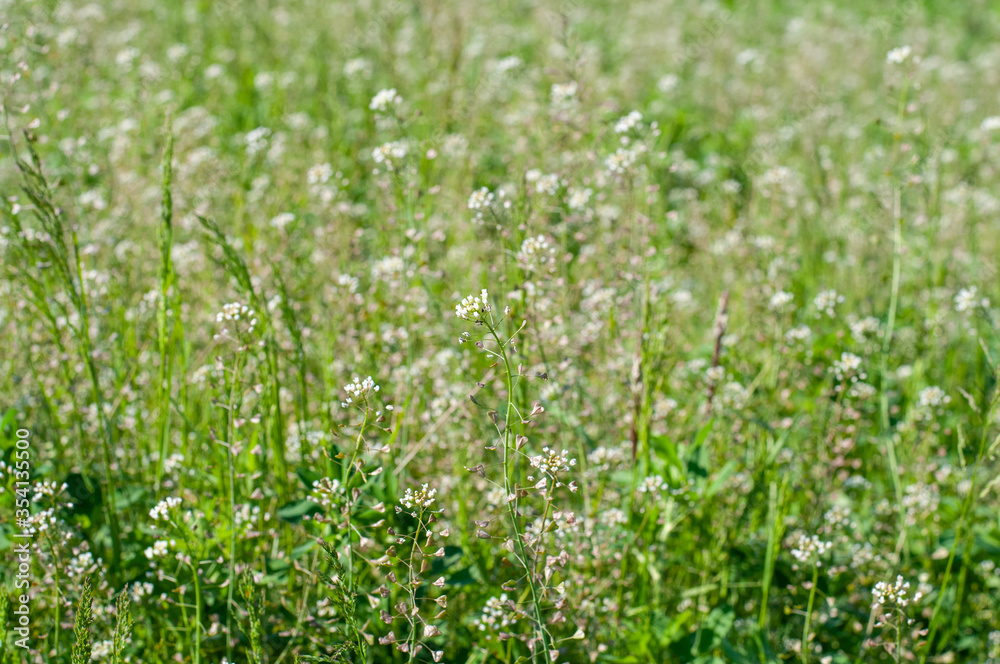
[190,559,203,664]
[42,530,62,658]
[342,404,370,592]
[224,352,245,663]
[174,522,203,664]
[880,200,906,559]
[801,563,818,664]
[919,393,995,663]
[486,322,552,662]
[405,513,425,664]
[895,608,902,664]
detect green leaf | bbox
[650,434,683,471]
[705,459,738,498]
[277,499,322,524]
[296,465,321,489]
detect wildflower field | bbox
[2,0,1000,662]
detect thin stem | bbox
[880,194,906,560]
[895,608,902,664]
[342,405,370,592]
[801,563,818,664]
[405,514,426,664]
[73,228,123,567]
[175,522,203,664]
[486,322,552,662]
[224,353,245,663]
[919,390,995,663]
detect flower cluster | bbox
[885,45,912,64]
[244,127,271,157]
[371,141,409,172]
[769,290,794,312]
[216,302,258,335]
[637,474,669,495]
[149,496,182,521]
[269,212,295,231]
[813,289,844,317]
[528,447,577,477]
[472,594,526,637]
[369,88,402,113]
[567,186,593,211]
[550,81,578,106]
[955,286,989,313]
[371,255,406,284]
[605,147,639,175]
[872,575,922,608]
[468,186,507,222]
[789,533,832,567]
[307,162,333,185]
[525,169,561,196]
[517,235,556,271]
[144,539,174,560]
[831,352,865,382]
[33,480,70,503]
[342,376,379,407]
[455,289,491,321]
[614,110,643,134]
[311,477,344,509]
[400,483,437,510]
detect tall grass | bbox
[1,0,1000,663]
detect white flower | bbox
[91,640,114,660]
[657,74,679,93]
[533,173,560,196]
[150,496,182,521]
[455,288,492,321]
[785,325,811,343]
[371,255,406,284]
[528,447,576,476]
[144,539,174,559]
[790,533,832,566]
[245,127,271,157]
[614,110,643,134]
[311,477,344,508]
[981,117,1000,132]
[307,162,333,185]
[467,186,504,222]
[848,382,877,399]
[955,286,988,312]
[769,291,794,312]
[886,46,912,64]
[468,187,494,210]
[215,302,258,335]
[518,236,555,271]
[342,376,379,407]
[849,316,881,342]
[917,386,950,408]
[494,55,523,73]
[637,474,668,495]
[401,483,437,509]
[550,81,578,106]
[270,212,295,230]
[130,582,154,602]
[369,88,402,113]
[371,141,408,171]
[872,575,921,608]
[813,289,844,317]
[567,187,593,211]
[605,147,638,175]
[343,58,370,77]
[832,352,865,382]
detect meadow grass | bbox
[1,0,1000,662]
